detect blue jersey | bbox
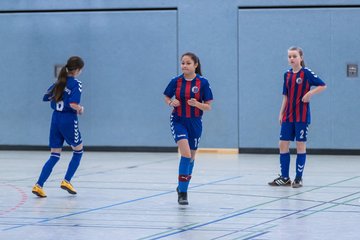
[43,77,82,113]
[164,74,213,118]
[282,67,325,123]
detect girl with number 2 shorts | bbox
[269,47,326,188]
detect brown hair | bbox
[52,56,84,102]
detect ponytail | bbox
[50,56,84,102]
[195,59,202,76]
[52,66,67,102]
[300,59,306,67]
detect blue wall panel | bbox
[238,7,360,149]
[0,10,178,146]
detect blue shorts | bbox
[280,122,309,142]
[49,111,82,148]
[170,114,202,150]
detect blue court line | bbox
[242,231,270,240]
[143,176,360,240]
[184,175,360,240]
[2,175,242,231]
[223,177,360,235]
[297,190,360,218]
[146,209,256,240]
[209,230,241,240]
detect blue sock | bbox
[295,153,306,180]
[37,153,61,187]
[186,159,195,187]
[189,159,195,176]
[64,149,83,182]
[178,156,191,192]
[280,152,290,179]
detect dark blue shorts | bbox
[49,111,82,148]
[280,122,309,142]
[170,114,202,150]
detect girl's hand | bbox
[170,99,180,107]
[279,113,283,125]
[78,106,84,115]
[187,98,198,107]
[302,92,312,103]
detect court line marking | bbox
[145,209,255,240]
[0,184,28,216]
[146,176,360,240]
[2,175,242,231]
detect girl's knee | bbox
[296,141,306,153]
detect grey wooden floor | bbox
[0,150,359,240]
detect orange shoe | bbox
[60,180,77,194]
[32,184,47,198]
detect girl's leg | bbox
[176,139,192,205]
[189,150,197,177]
[64,143,84,182]
[269,141,291,186]
[36,148,62,187]
[279,140,291,179]
[177,139,192,192]
[61,143,83,195]
[32,148,62,198]
[295,141,306,181]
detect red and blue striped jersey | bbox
[282,67,325,124]
[164,74,213,118]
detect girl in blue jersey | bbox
[269,47,326,188]
[164,52,213,205]
[32,56,85,198]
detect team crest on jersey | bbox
[296,78,303,84]
[192,86,199,93]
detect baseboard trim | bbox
[0,145,178,153]
[239,148,360,155]
[0,145,359,155]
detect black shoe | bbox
[268,175,291,186]
[176,187,189,205]
[292,178,303,188]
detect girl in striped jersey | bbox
[269,47,326,188]
[32,56,85,198]
[164,52,213,205]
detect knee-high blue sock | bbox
[178,156,191,193]
[280,152,290,179]
[295,153,306,179]
[187,159,195,187]
[64,149,83,182]
[189,159,195,176]
[37,153,61,187]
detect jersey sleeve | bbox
[43,84,55,102]
[305,68,326,86]
[163,77,177,98]
[282,72,288,95]
[202,80,213,102]
[68,80,82,104]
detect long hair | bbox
[181,52,202,76]
[288,46,305,67]
[52,56,84,102]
